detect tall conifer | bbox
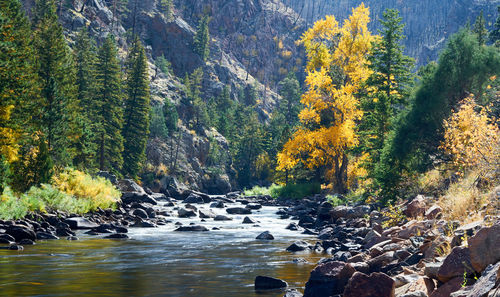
[95,35,124,173]
[122,37,151,177]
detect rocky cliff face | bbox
[284,0,500,64]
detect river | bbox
[0,203,323,296]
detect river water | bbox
[0,204,323,297]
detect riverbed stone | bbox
[6,225,36,241]
[132,208,149,219]
[256,231,274,240]
[254,275,288,290]
[226,207,251,215]
[64,217,99,229]
[283,289,303,297]
[246,203,262,210]
[242,216,256,224]
[214,215,232,221]
[286,241,311,252]
[304,261,356,297]
[174,225,209,232]
[0,234,16,242]
[199,209,216,219]
[210,201,225,208]
[449,261,500,297]
[105,233,129,239]
[178,208,197,218]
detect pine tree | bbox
[95,35,124,173]
[490,6,500,46]
[473,11,488,45]
[32,0,80,165]
[359,8,415,175]
[158,0,173,20]
[193,15,210,61]
[163,99,178,136]
[73,27,98,168]
[122,38,151,177]
[0,0,38,165]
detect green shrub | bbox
[272,183,321,199]
[326,194,346,207]
[244,183,321,199]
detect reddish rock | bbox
[404,195,427,218]
[343,272,395,297]
[303,261,356,297]
[429,277,464,297]
[368,251,395,272]
[425,205,442,220]
[437,246,475,282]
[449,262,500,297]
[468,224,500,273]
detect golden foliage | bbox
[277,4,375,191]
[441,95,500,176]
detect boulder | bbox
[343,272,395,297]
[425,205,442,220]
[226,207,251,215]
[304,261,356,297]
[132,208,149,219]
[246,203,262,210]
[184,193,205,204]
[468,223,500,272]
[404,195,427,218]
[254,275,288,290]
[242,216,256,224]
[0,234,16,242]
[437,246,475,282]
[6,225,36,241]
[104,233,129,239]
[449,261,500,297]
[97,171,117,184]
[122,192,158,205]
[178,208,197,218]
[256,231,274,240]
[64,217,99,229]
[116,179,145,194]
[214,215,232,221]
[286,241,311,252]
[199,209,216,219]
[174,225,209,232]
[429,277,463,297]
[210,201,225,208]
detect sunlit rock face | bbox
[284,0,499,64]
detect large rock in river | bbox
[226,207,251,215]
[304,261,356,297]
[6,225,36,242]
[64,217,99,229]
[254,275,288,290]
[174,225,209,232]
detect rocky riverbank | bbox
[264,193,500,297]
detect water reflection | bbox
[0,206,323,297]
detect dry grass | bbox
[437,170,495,224]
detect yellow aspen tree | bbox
[277,4,375,193]
[441,95,500,176]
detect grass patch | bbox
[437,170,493,223]
[0,168,120,220]
[244,183,321,199]
[326,194,347,207]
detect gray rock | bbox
[199,209,216,219]
[64,217,99,229]
[242,216,256,224]
[256,231,274,240]
[226,207,251,215]
[286,241,311,252]
[214,215,232,221]
[178,208,197,218]
[174,225,209,232]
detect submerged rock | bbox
[174,225,209,232]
